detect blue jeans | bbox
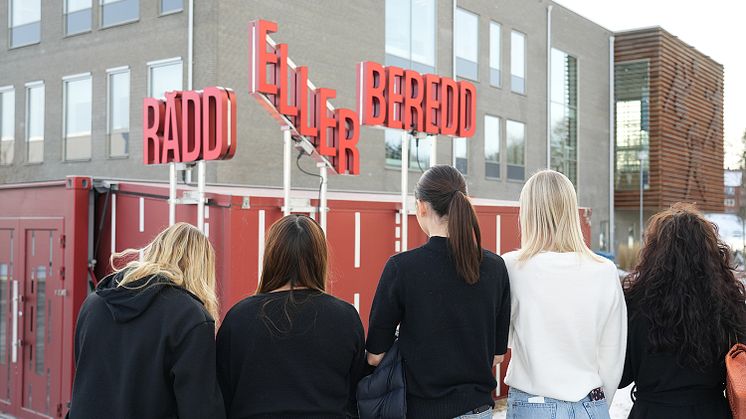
[506,388,610,419]
[454,408,493,419]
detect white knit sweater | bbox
[502,251,627,403]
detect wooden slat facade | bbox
[614,27,724,212]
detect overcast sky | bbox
[555,0,745,168]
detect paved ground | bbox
[493,385,633,418]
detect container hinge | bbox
[60,235,66,249]
[57,402,63,417]
[59,267,65,281]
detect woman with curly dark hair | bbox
[620,203,746,419]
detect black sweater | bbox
[366,236,511,419]
[69,273,225,419]
[216,289,366,419]
[620,302,732,419]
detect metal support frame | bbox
[401,131,410,252]
[169,163,176,225]
[283,128,292,216]
[546,5,553,169]
[319,163,328,233]
[428,134,437,167]
[197,160,206,232]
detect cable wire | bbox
[296,150,324,218]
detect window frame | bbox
[63,0,93,37]
[99,0,139,30]
[510,30,527,95]
[384,0,437,74]
[159,0,184,16]
[505,119,526,181]
[0,86,16,166]
[454,7,479,82]
[24,81,45,164]
[550,48,579,186]
[147,57,184,99]
[8,0,42,49]
[484,114,501,181]
[62,72,93,162]
[452,136,468,176]
[106,66,131,159]
[489,21,501,88]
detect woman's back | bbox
[367,237,511,418]
[216,290,365,419]
[503,251,626,402]
[70,273,224,419]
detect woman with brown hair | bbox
[366,165,511,419]
[69,222,225,419]
[620,203,746,419]
[216,215,366,418]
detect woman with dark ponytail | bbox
[366,165,511,419]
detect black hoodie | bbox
[68,272,225,419]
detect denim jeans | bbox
[506,387,610,419]
[453,408,493,419]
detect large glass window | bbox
[385,130,432,170]
[455,8,478,81]
[101,0,139,28]
[1,88,14,166]
[10,0,41,48]
[490,22,501,87]
[148,59,183,99]
[161,0,183,14]
[65,0,92,35]
[550,49,578,185]
[26,83,44,163]
[615,60,650,190]
[453,137,468,175]
[506,120,525,180]
[64,75,92,161]
[511,31,526,94]
[108,69,130,157]
[484,115,500,179]
[385,0,436,73]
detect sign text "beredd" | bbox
[143,87,237,165]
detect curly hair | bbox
[624,203,746,368]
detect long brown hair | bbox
[111,222,220,323]
[258,215,327,293]
[415,165,482,284]
[624,203,746,368]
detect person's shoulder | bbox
[161,286,214,323]
[500,250,521,267]
[592,256,621,281]
[318,293,361,320]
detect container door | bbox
[0,220,18,410]
[18,219,64,418]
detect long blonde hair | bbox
[518,170,602,262]
[110,222,220,323]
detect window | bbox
[26,82,44,163]
[726,186,736,196]
[484,115,500,179]
[64,75,93,161]
[108,68,130,157]
[385,0,436,73]
[453,137,468,175]
[65,0,92,35]
[101,0,139,28]
[490,22,501,87]
[725,199,736,207]
[148,59,183,99]
[161,0,183,14]
[1,88,14,165]
[9,0,41,48]
[550,49,578,184]
[511,31,526,94]
[506,120,525,180]
[385,130,432,170]
[455,8,478,80]
[615,60,650,190]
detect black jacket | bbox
[357,339,406,419]
[366,237,511,419]
[217,289,366,418]
[620,302,732,419]
[68,272,225,419]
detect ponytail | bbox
[414,165,483,285]
[448,191,483,284]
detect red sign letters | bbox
[143,86,237,165]
[357,61,476,137]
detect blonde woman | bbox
[503,170,626,419]
[68,223,225,419]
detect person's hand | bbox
[367,352,385,367]
[493,355,505,366]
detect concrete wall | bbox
[0,0,613,249]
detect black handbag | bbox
[356,340,407,419]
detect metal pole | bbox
[187,0,194,90]
[319,164,328,233]
[609,35,615,254]
[401,132,409,252]
[169,163,176,226]
[546,5,553,169]
[639,152,644,243]
[429,135,437,168]
[283,128,292,216]
[197,160,206,232]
